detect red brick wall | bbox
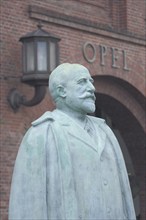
[126,0,146,38]
[111,0,127,30]
[0,0,145,219]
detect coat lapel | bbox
[32,110,107,156]
[68,124,98,152]
[53,110,107,154]
[53,110,98,152]
[87,116,107,157]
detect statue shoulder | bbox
[31,111,54,127]
[21,111,54,141]
[88,115,118,143]
[87,115,106,125]
[20,112,54,147]
[88,115,114,134]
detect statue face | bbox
[64,67,96,114]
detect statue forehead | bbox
[62,63,91,80]
[49,63,91,87]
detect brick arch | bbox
[93,75,145,132]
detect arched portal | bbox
[93,76,146,220]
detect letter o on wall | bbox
[82,42,96,63]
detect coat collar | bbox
[52,110,106,155]
[32,110,107,156]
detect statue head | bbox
[49,63,96,114]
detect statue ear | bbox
[57,85,66,98]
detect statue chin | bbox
[83,102,96,114]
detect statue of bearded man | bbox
[9,63,136,220]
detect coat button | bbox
[107,207,111,214]
[103,180,108,186]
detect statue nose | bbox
[88,82,95,92]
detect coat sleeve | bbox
[9,122,50,220]
[101,122,136,220]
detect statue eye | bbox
[77,78,87,84]
[90,79,94,84]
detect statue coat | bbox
[9,110,136,220]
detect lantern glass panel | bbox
[26,42,35,72]
[50,41,56,72]
[22,44,26,73]
[37,41,47,71]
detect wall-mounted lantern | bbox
[8,23,61,111]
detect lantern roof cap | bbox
[19,23,61,41]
